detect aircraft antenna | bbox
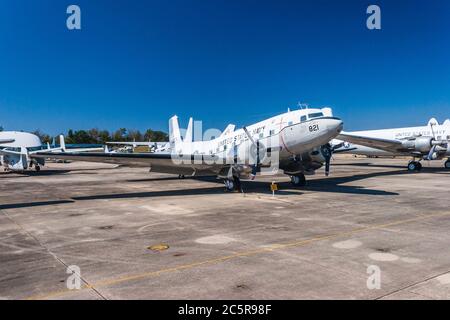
[298,101,309,110]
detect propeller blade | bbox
[227,166,233,179]
[321,143,332,176]
[325,158,331,176]
[427,145,436,160]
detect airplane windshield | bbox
[308,112,324,119]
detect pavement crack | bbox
[374,269,450,300]
[0,209,108,300]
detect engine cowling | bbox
[402,137,433,153]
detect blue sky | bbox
[0,0,449,134]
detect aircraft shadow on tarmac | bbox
[0,167,107,177]
[334,162,450,172]
[0,169,409,210]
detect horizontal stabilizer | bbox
[0,139,15,144]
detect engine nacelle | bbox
[401,137,433,153]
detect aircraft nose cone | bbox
[326,117,344,134]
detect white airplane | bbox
[0,132,102,172]
[333,118,450,171]
[33,107,343,191]
[0,131,48,171]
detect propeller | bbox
[320,143,333,176]
[320,141,347,176]
[426,120,448,160]
[243,126,260,178]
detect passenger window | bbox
[269,129,275,136]
[288,121,293,126]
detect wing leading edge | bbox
[337,132,403,153]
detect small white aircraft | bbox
[0,131,48,171]
[0,132,102,172]
[333,118,450,171]
[34,107,343,191]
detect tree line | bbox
[32,128,169,145]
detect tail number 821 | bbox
[309,124,319,132]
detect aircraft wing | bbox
[106,141,167,147]
[337,132,403,153]
[31,151,226,176]
[106,141,149,146]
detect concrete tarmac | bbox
[0,155,449,299]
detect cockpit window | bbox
[308,112,324,119]
[300,115,307,122]
[27,146,44,152]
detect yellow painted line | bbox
[26,210,450,300]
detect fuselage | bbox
[0,131,42,149]
[173,108,343,176]
[0,131,43,171]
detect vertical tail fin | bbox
[59,135,66,152]
[169,115,182,151]
[184,117,193,143]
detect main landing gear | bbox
[445,159,450,169]
[224,176,242,192]
[35,165,41,172]
[290,173,306,187]
[407,160,422,172]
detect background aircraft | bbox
[0,132,103,172]
[0,131,48,171]
[34,107,343,191]
[334,118,450,171]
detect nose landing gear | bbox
[290,173,306,187]
[224,176,242,192]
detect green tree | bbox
[126,129,143,142]
[144,129,168,142]
[32,130,52,144]
[112,128,127,141]
[98,130,111,143]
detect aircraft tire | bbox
[407,161,420,172]
[445,160,450,169]
[224,179,235,192]
[290,174,306,187]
